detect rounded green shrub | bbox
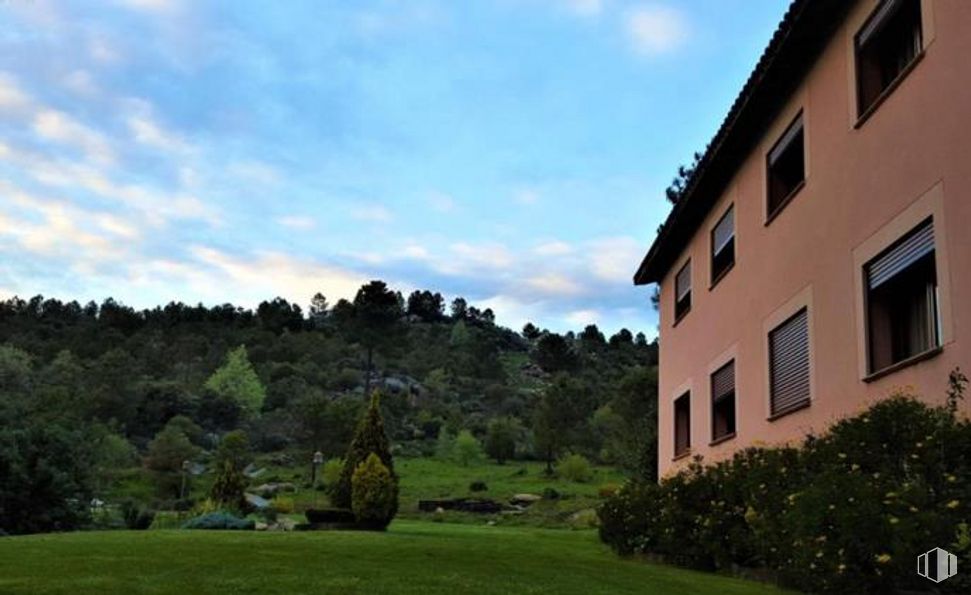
[557,453,593,483]
[351,453,397,530]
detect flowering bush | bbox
[598,393,971,593]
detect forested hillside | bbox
[0,281,658,532]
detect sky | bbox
[0,0,789,336]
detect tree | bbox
[351,453,397,530]
[534,333,579,373]
[204,345,266,416]
[450,297,468,320]
[522,322,541,341]
[608,328,634,348]
[485,417,520,464]
[453,430,483,467]
[406,290,445,322]
[608,366,659,480]
[332,391,397,514]
[348,281,404,397]
[665,150,704,204]
[533,375,589,474]
[579,324,606,349]
[309,293,330,327]
[0,424,95,535]
[144,422,200,498]
[209,430,251,511]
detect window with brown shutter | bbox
[710,361,736,442]
[674,260,691,322]
[769,308,811,417]
[855,0,923,118]
[865,218,939,375]
[711,205,735,285]
[674,392,691,457]
[766,113,805,220]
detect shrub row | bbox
[598,394,971,593]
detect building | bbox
[634,0,971,479]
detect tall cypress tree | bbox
[330,391,398,515]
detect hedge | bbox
[599,393,971,593]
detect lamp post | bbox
[180,459,191,501]
[312,451,324,508]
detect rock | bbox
[245,493,271,510]
[418,498,502,514]
[254,482,297,497]
[510,493,542,506]
[255,522,269,531]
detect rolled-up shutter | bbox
[769,308,810,415]
[676,261,691,301]
[711,360,735,404]
[857,0,902,46]
[713,207,734,255]
[867,218,934,289]
[768,114,803,165]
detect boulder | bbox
[509,493,542,506]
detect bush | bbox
[557,453,593,483]
[598,483,620,498]
[182,512,255,531]
[453,430,483,467]
[351,453,398,530]
[321,458,343,487]
[120,499,156,531]
[272,496,295,515]
[469,480,488,492]
[598,393,971,593]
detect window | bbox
[856,0,923,117]
[769,308,811,417]
[674,260,692,322]
[865,218,940,374]
[710,361,736,442]
[711,205,735,284]
[766,113,805,219]
[674,392,691,457]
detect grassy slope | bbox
[0,521,790,595]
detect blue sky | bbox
[0,0,788,336]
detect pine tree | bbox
[351,453,396,530]
[204,345,266,416]
[331,391,398,515]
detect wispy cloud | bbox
[276,215,316,230]
[349,204,394,223]
[626,4,688,56]
[563,0,603,17]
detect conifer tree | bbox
[330,391,398,516]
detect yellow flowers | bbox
[946,500,960,510]
[837,563,846,573]
[947,475,957,483]
[889,517,899,525]
[837,453,847,459]
[875,554,892,564]
[850,463,860,471]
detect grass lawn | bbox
[0,521,791,595]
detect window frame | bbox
[765,112,806,224]
[673,259,692,325]
[862,217,941,379]
[709,360,737,445]
[673,392,691,459]
[710,205,735,288]
[853,0,924,126]
[767,307,812,420]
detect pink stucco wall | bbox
[656,0,971,479]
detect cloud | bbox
[227,160,281,186]
[566,309,600,326]
[277,215,316,230]
[127,113,190,154]
[33,109,115,164]
[587,236,642,283]
[534,240,573,256]
[427,191,456,213]
[0,73,32,112]
[63,70,100,97]
[525,273,584,297]
[349,204,394,223]
[185,246,368,307]
[626,4,688,56]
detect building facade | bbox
[634,0,971,479]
